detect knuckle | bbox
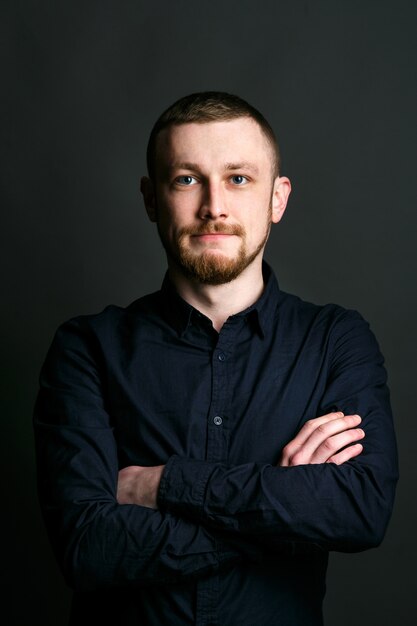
[322,438,335,452]
[290,451,304,466]
[348,428,358,440]
[327,455,341,465]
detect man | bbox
[34,92,398,626]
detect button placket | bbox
[198,323,240,626]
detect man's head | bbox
[141,92,291,286]
[146,91,281,182]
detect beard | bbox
[157,208,272,286]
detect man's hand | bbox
[279,412,364,467]
[117,465,165,509]
[116,414,363,506]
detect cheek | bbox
[245,209,272,241]
[241,198,271,225]
[160,193,198,222]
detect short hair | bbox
[146,91,281,180]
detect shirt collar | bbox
[240,262,280,338]
[160,261,280,338]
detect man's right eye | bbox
[175,175,197,186]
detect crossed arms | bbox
[33,311,398,592]
[117,411,365,509]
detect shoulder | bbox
[277,288,383,360]
[45,290,164,361]
[277,288,367,332]
[59,290,161,331]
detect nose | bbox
[198,180,228,220]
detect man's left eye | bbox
[231,175,248,185]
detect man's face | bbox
[143,118,289,285]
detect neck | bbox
[168,258,265,332]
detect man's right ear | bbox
[140,176,157,222]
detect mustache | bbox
[179,223,245,237]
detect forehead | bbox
[155,118,273,171]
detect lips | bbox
[189,224,243,237]
[192,233,235,238]
[177,223,245,250]
[193,235,236,247]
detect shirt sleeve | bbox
[33,320,242,593]
[158,310,399,553]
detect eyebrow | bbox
[169,162,200,172]
[224,162,259,174]
[168,161,260,174]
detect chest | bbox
[105,322,331,466]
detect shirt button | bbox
[218,352,226,361]
[213,416,223,426]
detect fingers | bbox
[307,416,364,464]
[286,412,349,447]
[279,412,364,466]
[327,443,363,465]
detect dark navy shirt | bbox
[34,264,398,626]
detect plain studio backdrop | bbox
[1,1,416,624]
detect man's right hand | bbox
[117,464,164,509]
[279,412,364,467]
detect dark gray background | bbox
[2,1,416,624]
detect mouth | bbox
[192,233,236,241]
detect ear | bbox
[271,176,291,224]
[140,176,157,222]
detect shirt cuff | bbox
[158,455,216,518]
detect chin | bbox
[178,250,251,285]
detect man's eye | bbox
[176,175,197,186]
[231,175,248,185]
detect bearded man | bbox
[34,92,398,626]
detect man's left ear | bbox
[271,176,291,224]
